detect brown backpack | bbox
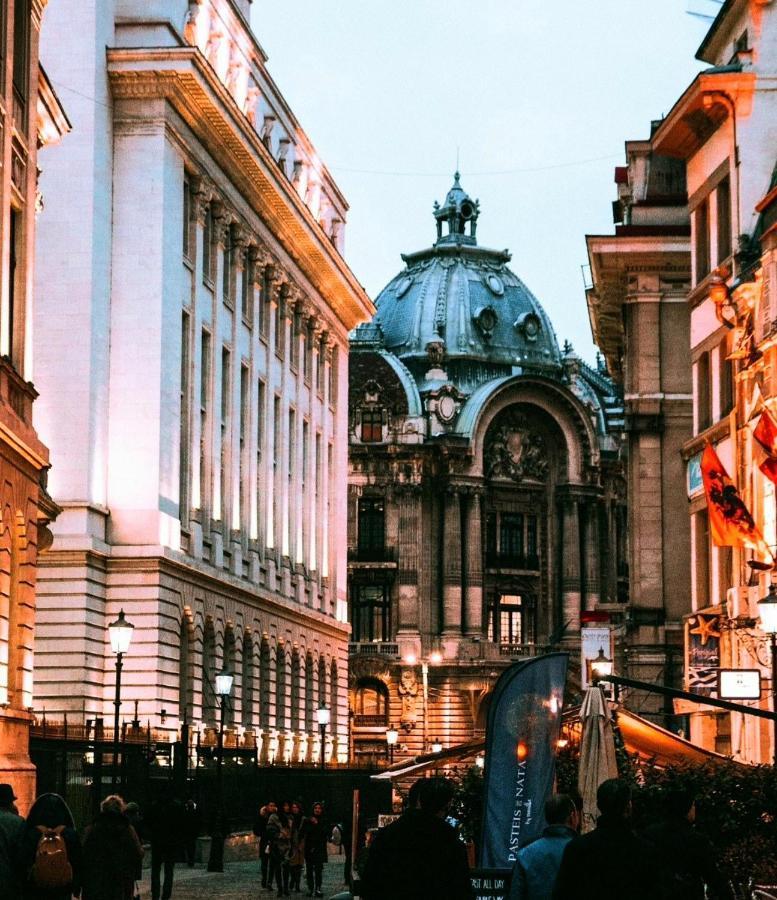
[30,825,73,889]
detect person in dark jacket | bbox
[144,786,185,900]
[0,783,25,896]
[253,802,273,888]
[300,802,328,898]
[360,777,471,900]
[553,779,660,900]
[20,792,83,900]
[81,794,144,900]
[509,794,579,900]
[642,786,730,900]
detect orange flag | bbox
[754,406,777,485]
[701,443,773,561]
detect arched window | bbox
[329,659,338,730]
[260,638,271,729]
[179,616,194,723]
[290,649,301,731]
[318,656,327,717]
[223,627,236,726]
[276,644,287,729]
[242,633,254,727]
[202,620,216,725]
[0,511,12,706]
[305,652,315,732]
[353,678,389,726]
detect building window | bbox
[500,513,524,561]
[12,0,29,122]
[276,647,287,730]
[302,326,310,383]
[274,297,284,358]
[486,511,539,569]
[180,311,191,522]
[353,678,389,724]
[222,235,234,307]
[202,206,214,284]
[357,497,385,557]
[223,628,236,726]
[256,379,265,541]
[239,363,249,529]
[258,270,268,338]
[487,594,524,646]
[290,311,300,371]
[220,347,231,521]
[694,509,710,608]
[290,650,301,732]
[697,351,711,432]
[717,175,731,266]
[241,255,252,323]
[260,640,271,728]
[360,407,383,443]
[719,340,733,419]
[202,622,216,724]
[242,635,254,727]
[183,176,193,260]
[6,208,20,365]
[328,346,338,407]
[352,584,391,642]
[199,330,212,512]
[316,338,325,395]
[694,197,710,285]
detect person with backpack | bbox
[81,794,144,900]
[21,792,82,900]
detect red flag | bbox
[761,458,777,485]
[701,444,772,561]
[754,407,777,457]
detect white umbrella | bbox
[577,686,618,833]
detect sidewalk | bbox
[136,856,349,900]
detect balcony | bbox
[348,546,398,565]
[352,714,389,728]
[485,551,540,571]
[348,642,400,658]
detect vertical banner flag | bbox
[685,612,721,697]
[753,405,777,484]
[700,444,772,561]
[479,653,568,870]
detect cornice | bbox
[107,47,374,332]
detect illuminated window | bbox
[351,584,390,642]
[353,678,389,721]
[360,407,383,443]
[488,594,524,645]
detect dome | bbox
[372,174,562,385]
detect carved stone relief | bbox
[485,414,548,483]
[397,667,419,730]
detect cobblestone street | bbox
[136,858,349,900]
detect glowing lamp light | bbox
[431,739,443,754]
[590,647,613,681]
[557,738,569,749]
[475,755,485,769]
[316,706,331,727]
[386,725,399,746]
[759,584,777,635]
[516,741,528,762]
[403,653,418,666]
[215,669,234,698]
[429,650,443,665]
[108,610,134,656]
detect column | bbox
[465,492,484,637]
[397,488,421,641]
[584,501,601,611]
[442,489,462,642]
[561,495,582,636]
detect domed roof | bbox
[372,175,562,380]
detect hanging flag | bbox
[479,653,568,870]
[701,443,772,561]
[752,406,777,485]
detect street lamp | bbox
[316,705,330,771]
[386,724,399,764]
[757,583,777,765]
[207,667,233,873]
[590,647,613,683]
[431,738,443,755]
[108,609,134,787]
[403,652,442,756]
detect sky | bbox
[251,0,717,363]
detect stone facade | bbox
[586,136,693,722]
[0,0,67,812]
[32,0,372,765]
[347,177,627,763]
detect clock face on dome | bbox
[486,274,505,296]
[437,394,457,422]
[395,276,413,298]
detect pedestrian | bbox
[642,785,730,899]
[181,799,200,868]
[0,782,25,896]
[81,794,144,900]
[552,778,660,900]
[124,802,144,885]
[300,802,327,898]
[287,801,305,894]
[508,794,578,900]
[20,792,82,900]
[144,785,185,900]
[360,777,471,900]
[253,802,271,888]
[267,800,291,896]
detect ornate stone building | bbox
[32,0,372,764]
[0,0,68,809]
[347,175,627,762]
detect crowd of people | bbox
[0,781,199,900]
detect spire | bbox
[433,173,479,246]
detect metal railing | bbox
[348,642,400,657]
[348,546,398,563]
[485,552,540,570]
[498,643,551,658]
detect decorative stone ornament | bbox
[395,275,413,298]
[485,415,549,482]
[437,393,457,423]
[485,273,505,296]
[473,305,498,339]
[515,311,542,342]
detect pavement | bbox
[136,856,350,900]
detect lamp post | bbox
[404,650,442,753]
[385,724,398,765]
[317,705,330,771]
[758,583,777,765]
[207,667,233,873]
[590,647,613,682]
[108,609,134,787]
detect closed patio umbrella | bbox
[577,685,618,833]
